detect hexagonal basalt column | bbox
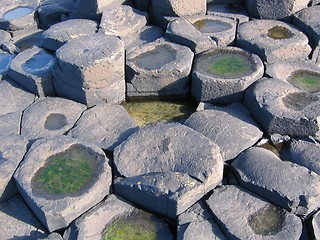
[192,47,264,104]
[21,97,86,141]
[64,194,174,240]
[0,52,15,79]
[244,77,320,137]
[207,4,249,24]
[126,40,194,99]
[53,33,125,106]
[8,46,56,97]
[312,211,320,239]
[14,136,112,232]
[113,123,224,219]
[236,19,311,63]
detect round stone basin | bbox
[267,25,294,40]
[132,45,177,70]
[200,51,255,79]
[287,70,320,93]
[102,211,169,240]
[282,92,319,111]
[3,6,34,20]
[122,100,195,126]
[22,51,55,74]
[248,205,286,236]
[0,53,14,73]
[31,144,98,197]
[44,113,67,131]
[193,19,232,33]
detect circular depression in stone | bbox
[287,70,320,93]
[200,51,255,79]
[44,113,67,131]
[22,52,55,74]
[248,205,286,236]
[132,45,177,70]
[193,19,232,33]
[282,92,319,111]
[267,25,294,40]
[3,6,34,20]
[31,144,98,196]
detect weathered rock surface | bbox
[184,103,263,161]
[313,211,320,240]
[0,112,21,136]
[206,185,302,239]
[232,147,320,218]
[151,0,206,17]
[207,4,249,24]
[10,27,43,52]
[0,52,15,79]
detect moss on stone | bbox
[267,26,293,40]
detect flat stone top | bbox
[0,0,39,16]
[207,4,249,23]
[0,29,11,43]
[55,33,124,67]
[114,123,223,183]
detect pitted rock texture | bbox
[207,4,249,24]
[0,112,22,136]
[151,0,206,17]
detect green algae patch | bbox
[122,100,195,126]
[193,19,231,33]
[282,92,319,111]
[203,53,253,78]
[32,144,97,196]
[248,204,286,236]
[267,25,293,40]
[288,70,320,93]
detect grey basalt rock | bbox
[0,112,21,136]
[0,134,28,202]
[21,97,86,141]
[0,52,15,79]
[232,147,320,218]
[43,232,64,240]
[0,195,48,239]
[165,17,217,54]
[99,5,148,38]
[0,29,11,44]
[184,103,263,161]
[14,135,112,232]
[244,77,320,137]
[8,46,56,97]
[68,103,139,152]
[191,47,264,104]
[41,19,98,51]
[10,27,43,52]
[53,33,125,106]
[313,211,320,239]
[113,123,224,218]
[205,185,302,239]
[126,40,194,99]
[207,4,249,24]
[236,19,311,63]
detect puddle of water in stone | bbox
[193,19,232,33]
[132,45,177,70]
[3,7,34,20]
[22,51,55,74]
[200,52,254,79]
[288,70,320,93]
[282,92,319,111]
[122,100,195,126]
[31,144,98,197]
[0,54,14,73]
[44,113,67,131]
[267,25,293,40]
[248,204,286,236]
[258,143,283,158]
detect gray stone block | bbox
[206,185,302,239]
[10,27,43,52]
[68,103,138,152]
[8,46,56,96]
[244,77,320,137]
[184,103,263,161]
[313,211,320,239]
[0,29,11,44]
[149,7,178,30]
[43,232,64,240]
[0,52,15,79]
[14,135,112,232]
[0,112,21,136]
[41,19,98,51]
[207,4,249,24]
[232,147,320,218]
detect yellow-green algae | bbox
[193,19,231,33]
[32,144,97,196]
[288,70,320,93]
[267,25,293,40]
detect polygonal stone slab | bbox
[312,211,320,240]
[113,123,224,218]
[236,19,311,63]
[207,4,249,24]
[0,29,11,43]
[184,103,263,161]
[166,17,217,54]
[41,19,98,51]
[0,52,15,79]
[21,97,86,141]
[14,136,112,232]
[8,46,56,96]
[99,5,148,37]
[232,147,320,218]
[206,185,302,239]
[0,78,35,116]
[126,40,194,99]
[64,194,174,240]
[192,46,264,104]
[0,195,48,239]
[68,103,138,152]
[244,77,320,137]
[10,27,43,52]
[0,134,28,202]
[0,112,21,136]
